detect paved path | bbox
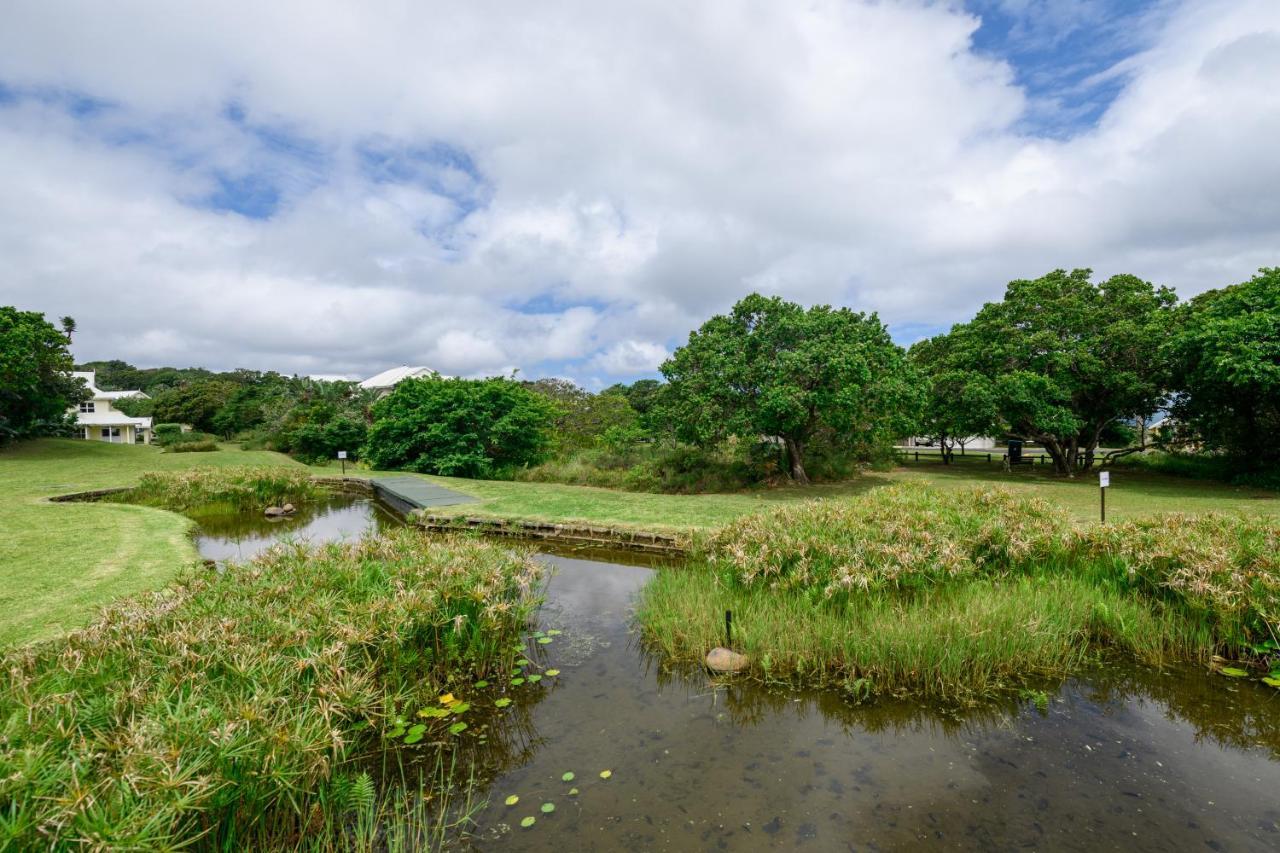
[371,476,480,510]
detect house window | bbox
[81,427,89,439]
[80,401,96,413]
[100,427,120,442]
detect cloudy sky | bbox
[1,0,1277,385]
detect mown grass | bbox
[637,484,1278,699]
[0,439,307,645]
[0,530,542,850]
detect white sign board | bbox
[337,451,348,460]
[1099,471,1110,488]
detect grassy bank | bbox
[637,485,1279,699]
[0,439,305,644]
[0,530,542,849]
[108,465,321,513]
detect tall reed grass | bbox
[0,530,542,849]
[638,484,1278,698]
[110,465,321,512]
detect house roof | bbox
[77,412,152,428]
[359,365,436,390]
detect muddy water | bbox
[192,493,401,562]
[194,497,1280,852]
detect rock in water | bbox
[282,503,295,514]
[705,647,749,673]
[264,506,284,517]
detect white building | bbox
[359,365,437,395]
[70,371,153,444]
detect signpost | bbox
[1099,470,1110,523]
[338,450,348,476]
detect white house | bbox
[70,371,153,444]
[359,365,437,395]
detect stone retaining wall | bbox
[414,513,688,556]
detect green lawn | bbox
[0,439,304,644]
[3,438,1276,645]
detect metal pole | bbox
[1101,486,1106,524]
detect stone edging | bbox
[414,513,688,556]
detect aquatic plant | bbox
[640,484,1280,698]
[110,465,321,512]
[0,529,542,849]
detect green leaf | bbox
[599,769,612,779]
[494,697,512,708]
[417,707,449,719]
[474,680,489,688]
[545,668,560,677]
[561,772,575,782]
[1262,677,1280,689]
[449,702,470,714]
[537,637,553,644]
[541,802,556,814]
[510,677,525,686]
[505,795,519,806]
[547,629,562,636]
[1220,666,1250,678]
[517,659,530,667]
[404,724,426,744]
[568,787,579,796]
[448,721,468,735]
[520,816,536,828]
[527,674,542,683]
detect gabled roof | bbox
[71,371,150,400]
[359,365,436,390]
[76,411,152,427]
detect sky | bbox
[1,0,1277,386]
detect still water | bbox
[194,497,1280,852]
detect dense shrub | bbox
[151,422,184,445]
[111,466,320,512]
[164,438,219,453]
[1114,451,1280,491]
[364,377,556,477]
[0,530,543,849]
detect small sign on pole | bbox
[1099,470,1110,522]
[338,450,348,476]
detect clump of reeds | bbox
[111,465,321,512]
[640,484,1278,698]
[0,529,542,849]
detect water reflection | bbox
[193,494,401,562]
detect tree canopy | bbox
[661,293,916,484]
[1165,267,1280,468]
[922,269,1175,475]
[0,308,86,443]
[364,376,557,477]
[908,335,999,463]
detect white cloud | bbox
[0,0,1276,383]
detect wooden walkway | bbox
[371,476,480,511]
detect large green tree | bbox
[909,335,999,464]
[1165,268,1280,468]
[524,378,639,452]
[0,308,87,443]
[364,376,557,477]
[149,379,239,433]
[661,293,917,484]
[928,269,1175,475]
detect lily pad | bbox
[505,794,519,806]
[1220,667,1250,678]
[599,770,612,779]
[537,637,553,645]
[404,724,427,744]
[541,802,556,814]
[520,816,536,828]
[532,631,546,639]
[438,693,455,704]
[450,702,471,714]
[511,677,525,686]
[474,680,489,689]
[527,674,542,683]
[448,721,468,735]
[386,725,406,738]
[568,787,579,796]
[1263,676,1280,689]
[517,659,530,667]
[495,697,513,708]
[547,629,562,636]
[418,707,449,719]
[561,771,575,782]
[545,669,561,677]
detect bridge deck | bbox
[371,476,480,510]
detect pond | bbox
[194,496,1280,851]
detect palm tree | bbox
[60,316,77,343]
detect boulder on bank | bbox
[705,647,749,673]
[282,503,295,514]
[264,506,284,517]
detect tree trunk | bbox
[1042,437,1072,477]
[783,436,810,485]
[940,436,953,464]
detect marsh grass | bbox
[638,484,1275,699]
[0,530,542,849]
[110,465,321,512]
